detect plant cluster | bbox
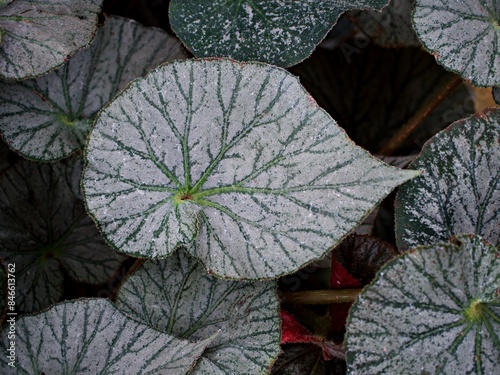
[0,0,498,374]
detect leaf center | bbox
[173,190,196,205]
[464,299,484,322]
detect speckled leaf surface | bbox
[0,0,102,80]
[346,235,500,374]
[413,0,500,86]
[83,59,418,279]
[116,251,281,374]
[395,109,499,251]
[169,0,389,67]
[0,16,186,162]
[0,299,212,374]
[0,158,125,313]
[349,0,420,47]
[289,45,473,153]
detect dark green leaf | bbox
[0,158,125,313]
[332,234,398,285]
[349,0,420,47]
[289,45,473,153]
[169,0,389,67]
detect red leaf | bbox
[280,310,320,344]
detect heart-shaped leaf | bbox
[0,0,103,80]
[115,251,281,374]
[413,0,500,86]
[289,44,473,153]
[395,109,500,251]
[169,0,389,67]
[83,59,418,279]
[349,0,420,47]
[0,298,213,374]
[346,234,500,373]
[0,157,125,313]
[0,16,186,162]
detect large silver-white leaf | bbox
[116,251,281,374]
[83,59,418,279]
[0,298,212,374]
[413,0,500,86]
[395,109,500,250]
[0,15,186,162]
[0,0,102,80]
[0,158,125,313]
[346,235,500,374]
[169,0,389,67]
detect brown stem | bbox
[281,289,362,305]
[378,74,462,155]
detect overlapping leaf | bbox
[83,59,418,279]
[271,344,345,375]
[0,299,213,374]
[413,0,500,86]
[289,45,473,153]
[0,0,102,80]
[169,0,389,67]
[395,109,500,250]
[346,235,500,373]
[349,0,420,47]
[0,158,125,313]
[0,16,186,161]
[116,251,281,374]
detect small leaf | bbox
[271,344,346,375]
[413,0,500,86]
[0,16,186,162]
[395,109,500,250]
[169,0,389,67]
[0,158,125,313]
[115,251,281,374]
[349,0,420,47]
[83,59,418,279]
[289,45,473,152]
[0,298,213,374]
[0,0,102,80]
[332,234,399,285]
[346,235,500,373]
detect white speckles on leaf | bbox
[169,0,389,67]
[413,0,500,86]
[395,109,500,250]
[83,59,418,280]
[0,299,213,374]
[0,16,186,162]
[346,235,500,374]
[0,0,103,80]
[116,251,281,374]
